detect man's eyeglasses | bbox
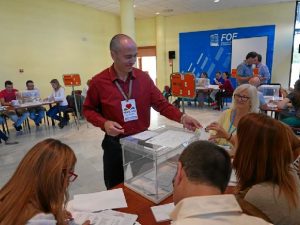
[234,94,250,102]
[68,171,78,182]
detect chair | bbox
[64,95,80,129]
[220,91,233,109]
[1,115,9,135]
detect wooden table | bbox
[115,183,236,225]
[261,106,282,119]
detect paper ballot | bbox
[146,130,194,149]
[151,203,175,222]
[69,188,127,212]
[71,210,137,225]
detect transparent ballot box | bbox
[120,126,198,204]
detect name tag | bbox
[121,99,138,122]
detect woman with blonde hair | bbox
[207,83,259,146]
[45,79,69,128]
[233,113,300,225]
[0,139,90,225]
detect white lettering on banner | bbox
[221,33,238,42]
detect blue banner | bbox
[179,25,275,86]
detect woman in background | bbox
[233,113,300,225]
[45,79,69,128]
[0,138,90,225]
[207,84,259,146]
[278,78,300,127]
[214,71,234,110]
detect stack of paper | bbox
[69,188,127,212]
[70,210,138,225]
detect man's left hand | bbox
[181,114,202,131]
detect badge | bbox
[121,99,138,122]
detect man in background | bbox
[171,140,272,224]
[26,80,45,126]
[255,54,270,84]
[0,80,29,132]
[83,34,201,189]
[236,52,258,85]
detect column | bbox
[156,15,166,90]
[120,0,135,40]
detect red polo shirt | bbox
[0,88,18,102]
[83,65,183,136]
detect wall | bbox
[0,0,120,97]
[136,2,296,89]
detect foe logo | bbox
[221,33,238,42]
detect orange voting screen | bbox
[63,74,81,86]
[170,72,196,98]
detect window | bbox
[290,1,300,87]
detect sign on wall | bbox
[179,25,275,84]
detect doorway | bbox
[137,46,157,84]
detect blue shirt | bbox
[213,77,225,85]
[237,61,253,85]
[258,91,266,106]
[257,63,270,84]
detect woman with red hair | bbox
[233,113,300,225]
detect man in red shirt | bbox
[0,80,29,132]
[83,34,201,189]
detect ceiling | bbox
[65,0,296,19]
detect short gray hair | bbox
[231,84,259,113]
[110,34,132,52]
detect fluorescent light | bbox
[214,0,220,2]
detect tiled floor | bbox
[0,106,221,198]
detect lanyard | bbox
[228,110,237,134]
[115,78,133,101]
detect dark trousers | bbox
[101,134,124,189]
[0,130,8,142]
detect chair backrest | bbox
[66,95,84,116]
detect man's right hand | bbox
[104,120,124,136]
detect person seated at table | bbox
[82,79,91,98]
[206,84,259,146]
[210,71,225,106]
[277,78,300,127]
[170,140,271,225]
[197,72,210,107]
[249,77,268,110]
[0,80,29,132]
[25,80,45,126]
[233,113,300,225]
[214,71,234,110]
[44,79,69,128]
[0,138,90,225]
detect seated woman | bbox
[233,113,300,225]
[278,78,300,127]
[45,79,69,128]
[197,72,210,107]
[0,138,90,225]
[206,84,259,146]
[214,71,234,110]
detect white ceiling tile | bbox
[64,0,296,19]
